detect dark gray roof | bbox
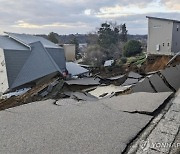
[66,62,89,76]
[0,35,29,50]
[146,16,180,23]
[11,41,61,88]
[6,32,61,49]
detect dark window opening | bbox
[168,43,170,46]
[163,43,165,46]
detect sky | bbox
[0,0,180,35]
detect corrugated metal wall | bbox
[46,48,66,72]
[4,50,31,87]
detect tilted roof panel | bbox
[0,35,29,50]
[6,32,61,49]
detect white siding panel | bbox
[0,49,9,94]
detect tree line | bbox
[47,22,143,66]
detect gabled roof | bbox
[11,41,61,89]
[146,16,180,23]
[0,35,29,50]
[5,32,61,49]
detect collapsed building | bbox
[0,32,66,95]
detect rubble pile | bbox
[0,62,180,154]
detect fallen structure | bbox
[0,32,66,94]
[66,62,89,77]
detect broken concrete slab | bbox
[101,92,172,113]
[88,84,131,98]
[66,62,89,76]
[122,78,139,86]
[65,78,100,86]
[148,74,172,92]
[128,71,142,79]
[70,92,98,101]
[161,66,180,91]
[0,99,152,154]
[97,74,127,86]
[132,78,156,93]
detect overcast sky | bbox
[0,0,180,35]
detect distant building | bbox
[63,44,76,62]
[147,16,180,55]
[0,32,66,94]
[104,60,114,67]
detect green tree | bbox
[97,22,119,49]
[123,40,142,57]
[48,32,58,44]
[120,24,128,42]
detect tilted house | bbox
[0,32,66,94]
[147,16,180,55]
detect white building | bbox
[147,16,180,55]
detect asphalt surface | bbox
[0,99,152,154]
[100,92,172,113]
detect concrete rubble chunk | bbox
[70,92,98,101]
[161,66,180,91]
[122,78,139,86]
[88,85,131,98]
[0,99,152,154]
[65,78,100,86]
[132,78,156,93]
[148,74,172,92]
[97,74,127,86]
[66,62,89,76]
[101,92,172,113]
[128,71,142,79]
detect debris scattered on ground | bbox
[88,84,131,98]
[66,62,89,77]
[1,88,31,99]
[95,74,127,86]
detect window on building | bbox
[167,43,170,46]
[177,25,179,31]
[163,43,165,46]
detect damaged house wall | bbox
[0,33,66,93]
[0,48,8,94]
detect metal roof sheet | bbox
[11,41,61,89]
[66,62,89,76]
[0,35,29,50]
[6,32,61,49]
